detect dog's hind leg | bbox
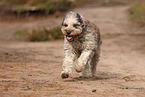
[90,53,99,77]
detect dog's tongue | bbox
[67,36,73,40]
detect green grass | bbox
[14,29,29,40]
[14,27,63,42]
[0,0,48,6]
[129,3,145,25]
[0,0,78,11]
[45,0,71,10]
[0,0,71,12]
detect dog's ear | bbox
[80,14,85,28]
[61,17,65,26]
[76,13,85,28]
[62,11,73,26]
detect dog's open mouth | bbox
[66,35,75,41]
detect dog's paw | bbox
[61,73,69,79]
[75,65,84,73]
[76,69,82,73]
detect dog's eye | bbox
[73,24,80,28]
[63,24,68,27]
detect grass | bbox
[0,0,86,18]
[0,0,48,6]
[14,27,63,42]
[1,0,145,11]
[129,3,145,25]
[0,0,79,11]
[14,29,29,40]
[45,0,71,11]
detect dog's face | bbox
[61,12,84,42]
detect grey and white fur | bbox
[61,11,102,78]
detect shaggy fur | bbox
[61,12,102,78]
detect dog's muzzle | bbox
[66,30,75,42]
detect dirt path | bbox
[0,5,145,97]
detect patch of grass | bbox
[14,27,63,42]
[129,3,145,25]
[29,27,63,41]
[45,0,71,12]
[0,0,73,11]
[0,0,47,6]
[14,29,29,40]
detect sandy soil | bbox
[0,5,145,97]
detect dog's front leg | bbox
[61,49,76,79]
[76,50,94,72]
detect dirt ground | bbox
[0,5,145,97]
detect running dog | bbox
[61,12,102,78]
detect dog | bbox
[61,11,102,79]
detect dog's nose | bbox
[66,30,71,35]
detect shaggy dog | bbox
[61,12,102,79]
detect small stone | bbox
[92,89,96,92]
[10,66,13,68]
[126,87,129,89]
[124,77,129,82]
[61,73,69,79]
[4,53,9,55]
[123,75,136,82]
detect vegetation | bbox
[45,0,71,11]
[14,29,29,40]
[14,27,63,42]
[7,0,145,42]
[0,0,81,10]
[1,0,145,11]
[129,3,145,25]
[0,0,87,18]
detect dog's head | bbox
[61,12,85,42]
